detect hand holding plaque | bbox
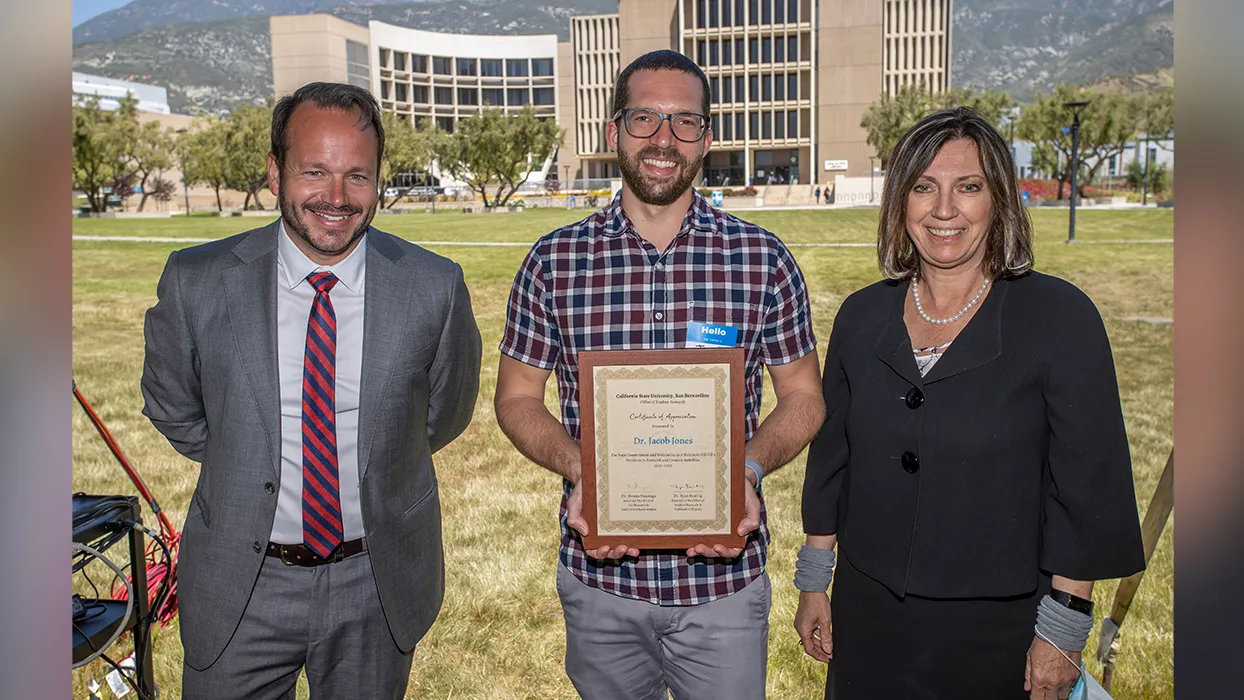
[578,348,747,552]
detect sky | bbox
[74,0,135,27]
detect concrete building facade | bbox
[270,0,953,189]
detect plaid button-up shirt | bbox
[500,190,817,606]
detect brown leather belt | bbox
[266,538,365,567]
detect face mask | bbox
[1035,629,1115,700]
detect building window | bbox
[380,81,391,100]
[709,40,719,66]
[762,38,772,63]
[736,76,745,102]
[533,87,555,105]
[750,112,759,139]
[506,59,529,77]
[697,0,707,29]
[433,56,452,75]
[411,54,427,73]
[482,88,503,106]
[762,74,772,101]
[411,85,428,104]
[735,38,745,65]
[721,77,732,103]
[394,52,407,71]
[788,0,799,23]
[788,73,799,99]
[709,0,720,27]
[722,39,733,65]
[456,58,477,76]
[380,48,391,68]
[749,38,759,63]
[775,111,786,138]
[710,77,720,103]
[735,113,745,140]
[788,110,799,138]
[788,36,799,62]
[481,59,503,77]
[395,83,408,102]
[712,114,721,138]
[749,0,759,23]
[508,88,530,106]
[762,111,772,138]
[774,0,785,23]
[762,0,772,24]
[346,39,370,89]
[722,0,733,26]
[436,116,454,133]
[775,75,785,101]
[532,58,554,76]
[698,40,707,65]
[722,113,732,140]
[458,88,478,105]
[435,87,453,105]
[749,75,758,102]
[775,37,785,63]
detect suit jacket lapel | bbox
[222,222,282,476]
[358,230,412,481]
[921,278,1006,384]
[872,279,924,388]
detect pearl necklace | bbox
[911,276,989,325]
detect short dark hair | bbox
[611,50,711,121]
[877,106,1034,280]
[270,81,385,174]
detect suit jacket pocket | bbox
[189,490,211,528]
[403,481,438,518]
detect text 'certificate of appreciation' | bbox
[579,349,746,550]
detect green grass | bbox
[72,208,1173,699]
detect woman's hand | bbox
[794,590,833,663]
[1024,635,1082,700]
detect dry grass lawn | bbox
[72,206,1173,698]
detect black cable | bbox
[99,650,153,700]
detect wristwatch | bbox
[1049,589,1094,616]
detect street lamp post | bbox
[1141,132,1151,206]
[868,156,877,204]
[1063,100,1091,243]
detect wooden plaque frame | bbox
[578,348,746,550]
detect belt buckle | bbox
[278,544,299,567]
[329,543,346,564]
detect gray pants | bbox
[182,549,413,700]
[557,564,771,700]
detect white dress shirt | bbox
[270,221,367,544]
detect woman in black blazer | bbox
[794,108,1145,699]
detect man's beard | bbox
[618,145,705,206]
[279,193,376,258]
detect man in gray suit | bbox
[141,82,481,699]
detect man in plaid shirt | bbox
[495,50,825,699]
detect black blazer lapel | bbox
[921,278,1007,384]
[871,279,924,388]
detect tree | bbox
[860,82,1016,168]
[1125,160,1169,197]
[223,102,273,210]
[179,117,230,212]
[379,112,444,209]
[72,96,138,213]
[128,120,176,211]
[147,176,178,205]
[436,107,563,207]
[1017,85,1144,199]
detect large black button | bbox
[264,481,276,495]
[252,541,263,554]
[905,387,925,409]
[901,451,920,474]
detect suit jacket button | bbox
[905,387,925,409]
[264,482,276,495]
[901,451,920,474]
[252,541,263,554]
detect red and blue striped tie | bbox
[301,271,343,558]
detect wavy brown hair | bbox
[877,106,1034,280]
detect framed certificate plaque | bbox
[578,348,746,550]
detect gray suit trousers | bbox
[182,549,413,700]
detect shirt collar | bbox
[277,219,367,293]
[600,189,721,240]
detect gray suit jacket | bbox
[141,222,481,670]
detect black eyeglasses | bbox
[613,108,709,142]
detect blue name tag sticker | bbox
[686,321,739,348]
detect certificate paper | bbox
[579,349,746,550]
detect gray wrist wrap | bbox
[1034,594,1094,652]
[793,545,837,592]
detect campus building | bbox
[73,72,172,114]
[269,0,953,188]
